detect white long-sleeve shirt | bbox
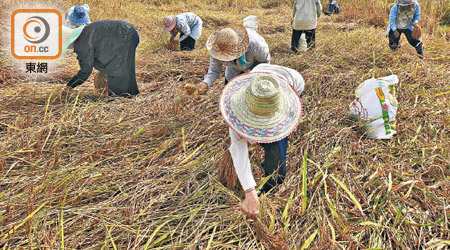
[228,64,304,191]
[203,28,270,86]
[292,0,322,30]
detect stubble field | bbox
[0,0,449,249]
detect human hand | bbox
[240,189,259,220]
[67,75,84,88]
[198,82,209,95]
[393,30,400,38]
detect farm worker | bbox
[386,0,423,57]
[291,0,322,52]
[198,25,270,94]
[65,4,91,28]
[163,13,203,51]
[64,19,140,97]
[219,64,304,218]
[324,0,340,15]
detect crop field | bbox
[0,0,449,249]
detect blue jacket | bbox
[386,3,421,36]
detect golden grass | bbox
[0,0,449,249]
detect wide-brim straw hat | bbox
[163,15,177,32]
[206,25,249,62]
[220,72,302,143]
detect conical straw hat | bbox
[220,72,302,143]
[206,25,249,61]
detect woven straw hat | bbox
[163,15,177,32]
[206,25,249,61]
[220,72,302,143]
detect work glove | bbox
[67,75,84,88]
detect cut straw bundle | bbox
[217,149,241,192]
[219,149,289,248]
[168,38,180,51]
[93,71,109,96]
[412,24,422,40]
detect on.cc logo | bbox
[23,16,50,44]
[11,9,62,60]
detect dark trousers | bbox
[107,29,140,97]
[259,137,288,193]
[180,33,196,51]
[291,29,316,52]
[388,29,423,55]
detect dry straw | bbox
[93,71,109,96]
[217,149,240,192]
[168,38,180,51]
[0,0,449,249]
[254,220,289,250]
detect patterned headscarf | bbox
[397,0,415,6]
[66,4,91,28]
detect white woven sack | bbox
[350,75,399,139]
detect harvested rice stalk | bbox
[183,83,202,101]
[184,83,198,96]
[168,38,180,51]
[48,85,73,104]
[254,220,289,250]
[94,71,109,96]
[412,24,422,40]
[218,149,241,192]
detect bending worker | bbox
[220,63,304,218]
[199,25,270,94]
[386,0,423,57]
[163,12,203,51]
[65,6,140,96]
